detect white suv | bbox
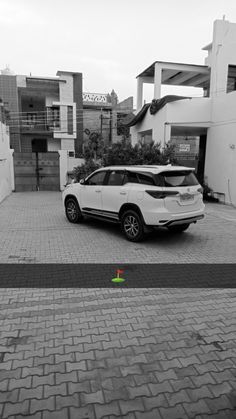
[62,165,205,241]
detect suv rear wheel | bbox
[121,210,144,242]
[168,223,190,233]
[65,198,83,223]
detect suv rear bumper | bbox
[143,206,205,226]
[165,214,204,227]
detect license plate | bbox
[180,193,194,202]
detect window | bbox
[47,107,60,129]
[86,171,106,185]
[107,171,125,186]
[124,171,139,184]
[156,171,198,187]
[67,106,73,134]
[227,65,236,93]
[137,172,155,185]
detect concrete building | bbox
[129,19,236,205]
[0,69,83,155]
[82,90,133,145]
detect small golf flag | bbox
[111,269,125,283]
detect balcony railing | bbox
[20,118,60,132]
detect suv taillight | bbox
[197,187,203,194]
[145,190,179,199]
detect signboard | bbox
[179,144,190,152]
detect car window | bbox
[86,171,106,186]
[137,172,155,186]
[156,171,199,187]
[124,171,139,184]
[107,171,125,186]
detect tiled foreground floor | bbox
[0,288,236,418]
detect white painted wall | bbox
[48,139,61,151]
[58,150,84,190]
[205,91,236,205]
[131,98,211,146]
[0,122,14,203]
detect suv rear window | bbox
[155,171,199,187]
[124,171,155,185]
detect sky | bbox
[1,0,236,105]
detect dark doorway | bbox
[197,135,207,185]
[32,139,47,152]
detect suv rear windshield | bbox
[155,170,199,187]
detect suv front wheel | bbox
[65,198,83,223]
[121,210,144,242]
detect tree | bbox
[102,139,176,166]
[84,131,104,160]
[72,138,176,182]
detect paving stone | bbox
[210,382,234,397]
[42,409,68,419]
[120,364,143,376]
[80,390,104,405]
[69,405,95,419]
[30,397,55,415]
[32,374,54,388]
[160,404,188,419]
[44,383,67,398]
[9,376,32,390]
[0,389,19,403]
[183,399,211,417]
[143,394,168,410]
[119,398,145,415]
[55,394,79,409]
[19,386,43,402]
[68,380,91,395]
[149,381,173,395]
[94,401,120,419]
[3,400,30,418]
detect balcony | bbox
[20,112,61,134]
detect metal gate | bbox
[14,152,60,192]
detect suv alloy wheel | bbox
[65,198,82,223]
[121,210,144,242]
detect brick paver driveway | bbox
[0,192,236,418]
[0,191,236,263]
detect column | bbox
[154,63,162,99]
[136,77,143,111]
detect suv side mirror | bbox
[80,178,86,185]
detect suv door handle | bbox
[95,190,101,193]
[120,192,127,195]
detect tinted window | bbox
[137,172,155,186]
[125,171,139,184]
[107,171,125,186]
[86,171,106,185]
[156,171,199,187]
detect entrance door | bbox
[14,152,60,191]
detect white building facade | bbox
[0,109,14,202]
[130,19,236,205]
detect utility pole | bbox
[100,109,103,136]
[109,110,112,143]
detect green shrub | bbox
[72,159,101,182]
